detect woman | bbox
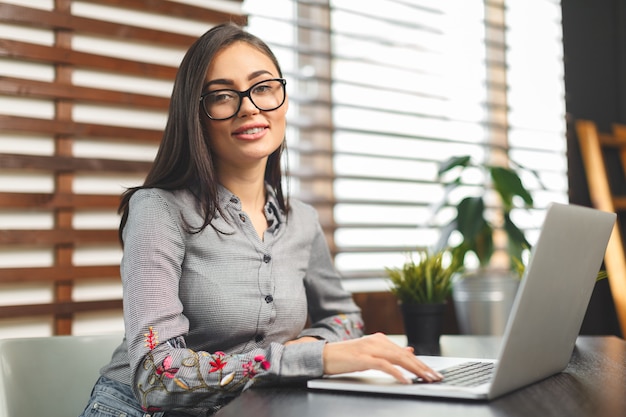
[79,22,441,417]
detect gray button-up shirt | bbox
[101,185,364,413]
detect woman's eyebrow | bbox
[205,78,233,89]
[204,70,274,89]
[247,69,273,80]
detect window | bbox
[245,0,567,291]
[0,0,567,336]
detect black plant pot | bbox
[400,302,446,355]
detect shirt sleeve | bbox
[121,191,330,413]
[298,217,365,342]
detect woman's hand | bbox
[322,332,443,384]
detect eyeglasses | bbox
[200,78,287,120]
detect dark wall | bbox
[562,1,625,336]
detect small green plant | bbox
[386,249,464,304]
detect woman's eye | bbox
[252,84,272,94]
[209,91,236,104]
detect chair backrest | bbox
[576,119,626,337]
[0,333,122,417]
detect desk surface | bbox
[215,336,626,417]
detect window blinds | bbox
[0,0,246,336]
[246,0,567,288]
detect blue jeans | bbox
[78,376,172,417]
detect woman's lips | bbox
[232,125,268,140]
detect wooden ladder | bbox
[576,120,626,337]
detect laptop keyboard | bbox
[413,361,495,387]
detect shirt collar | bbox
[217,183,286,224]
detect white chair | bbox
[0,333,122,417]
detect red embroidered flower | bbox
[254,354,270,370]
[144,326,159,350]
[143,406,163,412]
[209,352,227,373]
[156,355,178,378]
[242,361,257,378]
[333,317,351,335]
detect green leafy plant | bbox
[436,155,535,272]
[386,249,464,304]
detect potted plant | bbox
[386,248,464,354]
[435,155,535,335]
[436,155,534,268]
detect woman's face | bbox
[203,41,288,173]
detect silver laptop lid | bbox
[489,203,615,398]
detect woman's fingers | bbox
[364,357,413,384]
[322,333,443,384]
[368,333,442,381]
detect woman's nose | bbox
[238,96,260,117]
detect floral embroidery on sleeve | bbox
[156,355,178,379]
[243,355,271,378]
[330,314,364,339]
[145,326,159,350]
[210,351,227,373]
[136,327,271,411]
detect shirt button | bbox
[255,335,264,343]
[265,295,274,303]
[263,254,271,263]
[239,213,246,222]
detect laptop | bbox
[308,202,616,400]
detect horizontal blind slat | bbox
[0,299,123,317]
[0,3,199,47]
[0,39,178,79]
[0,76,170,109]
[0,115,162,142]
[0,153,152,173]
[0,229,119,245]
[79,0,247,24]
[0,192,120,209]
[0,265,121,282]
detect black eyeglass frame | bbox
[199,78,287,120]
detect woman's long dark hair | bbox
[118,23,289,244]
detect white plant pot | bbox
[452,269,520,335]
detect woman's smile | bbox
[232,122,269,140]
